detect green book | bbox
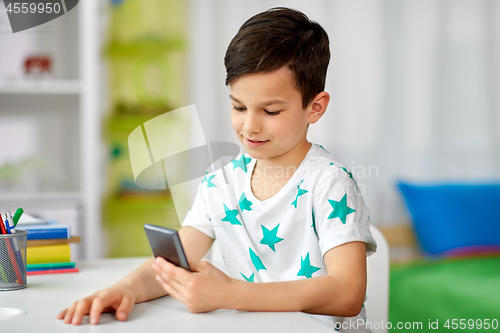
[27,262,76,270]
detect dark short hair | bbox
[224,7,330,109]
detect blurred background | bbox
[1,0,500,329]
[0,0,499,259]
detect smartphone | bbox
[144,224,191,271]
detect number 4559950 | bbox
[444,319,498,330]
[6,2,62,14]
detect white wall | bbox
[188,0,500,226]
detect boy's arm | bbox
[57,226,214,325]
[108,226,215,304]
[232,241,367,316]
[153,241,367,317]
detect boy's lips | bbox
[246,138,268,148]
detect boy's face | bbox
[229,67,311,162]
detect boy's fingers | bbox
[156,274,185,303]
[155,257,191,284]
[88,296,108,325]
[154,260,191,293]
[63,303,77,323]
[72,299,91,325]
[115,295,135,322]
[156,274,179,298]
[157,268,188,293]
[56,309,66,320]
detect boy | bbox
[58,7,377,331]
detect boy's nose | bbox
[242,112,262,134]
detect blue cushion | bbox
[397,180,500,255]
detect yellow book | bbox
[26,244,71,264]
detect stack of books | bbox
[17,214,80,275]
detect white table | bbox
[0,257,333,332]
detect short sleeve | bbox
[181,181,215,239]
[313,169,377,256]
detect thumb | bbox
[188,260,200,272]
[115,295,135,322]
[188,260,212,273]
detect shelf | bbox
[0,80,80,95]
[0,0,101,259]
[0,192,81,203]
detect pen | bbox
[13,208,23,227]
[12,237,25,278]
[0,213,7,282]
[0,213,7,234]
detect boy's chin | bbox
[244,149,268,160]
[244,148,280,161]
[244,150,261,159]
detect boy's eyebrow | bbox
[229,94,287,106]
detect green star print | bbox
[221,203,241,225]
[297,253,321,278]
[327,194,356,224]
[311,208,317,235]
[240,272,255,282]
[249,248,266,271]
[260,224,284,252]
[291,180,308,208]
[201,172,216,188]
[339,166,358,190]
[238,193,253,211]
[231,155,252,172]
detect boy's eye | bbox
[233,106,246,112]
[265,110,281,116]
[232,105,280,116]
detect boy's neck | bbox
[255,140,312,173]
[250,140,311,201]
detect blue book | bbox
[17,220,71,240]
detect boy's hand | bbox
[57,287,136,325]
[152,257,234,313]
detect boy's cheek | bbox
[230,115,241,132]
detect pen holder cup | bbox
[0,230,27,291]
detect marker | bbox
[7,211,25,277]
[13,208,23,227]
[4,213,11,234]
[1,212,25,283]
[5,211,15,233]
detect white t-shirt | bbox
[183,144,376,282]
[183,143,377,330]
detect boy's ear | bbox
[307,91,330,124]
